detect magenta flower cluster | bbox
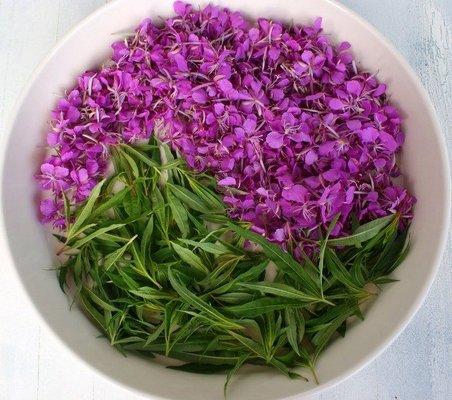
[38,1,414,251]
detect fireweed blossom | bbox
[37,1,415,254]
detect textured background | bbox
[0,1,450,399]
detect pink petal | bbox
[281,184,308,203]
[266,132,284,149]
[192,89,208,104]
[54,166,69,178]
[305,150,318,166]
[329,98,345,111]
[218,177,236,186]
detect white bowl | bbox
[0,1,449,399]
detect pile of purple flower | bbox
[38,1,414,252]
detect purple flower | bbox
[37,1,414,254]
[38,163,69,192]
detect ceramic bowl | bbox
[1,1,449,399]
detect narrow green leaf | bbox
[178,239,229,256]
[79,291,107,330]
[168,269,242,330]
[224,354,249,397]
[227,331,267,359]
[84,288,120,312]
[284,308,305,356]
[239,282,326,303]
[227,223,320,296]
[164,301,178,355]
[123,192,142,217]
[121,144,159,168]
[70,223,125,250]
[188,178,225,211]
[67,179,106,239]
[224,298,304,318]
[140,215,154,260]
[312,303,357,361]
[145,323,165,346]
[103,235,137,270]
[166,189,189,238]
[327,214,395,246]
[169,363,231,374]
[212,260,269,294]
[130,287,175,301]
[319,213,340,297]
[151,186,167,234]
[167,183,209,213]
[166,351,241,366]
[215,292,254,304]
[171,242,209,275]
[324,248,362,292]
[120,149,140,178]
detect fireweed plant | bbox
[38,1,413,393]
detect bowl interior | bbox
[1,1,449,399]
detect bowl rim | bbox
[0,0,450,399]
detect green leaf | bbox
[167,183,210,213]
[62,191,71,227]
[223,298,304,318]
[178,239,229,256]
[166,351,241,366]
[123,192,142,217]
[327,214,395,246]
[227,223,320,296]
[212,260,269,294]
[79,291,107,330]
[215,292,254,304]
[284,308,305,356]
[187,178,225,211]
[312,302,358,361]
[269,358,307,380]
[369,229,409,279]
[319,213,340,297]
[166,189,189,238]
[355,214,396,234]
[350,254,366,287]
[168,363,231,374]
[227,331,267,359]
[171,242,209,275]
[120,148,140,178]
[130,287,174,301]
[168,269,242,330]
[121,144,159,168]
[168,315,203,352]
[83,288,120,312]
[140,215,154,260]
[164,301,178,355]
[372,276,399,285]
[70,223,125,250]
[67,179,106,239]
[324,248,362,292]
[145,323,165,346]
[224,354,249,397]
[151,186,167,235]
[238,282,326,303]
[103,235,137,270]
